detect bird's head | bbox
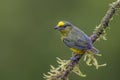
[54,21,73,31]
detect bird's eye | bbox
[63,25,67,28]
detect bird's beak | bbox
[54,26,59,30]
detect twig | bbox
[61,0,120,80]
[91,0,120,42]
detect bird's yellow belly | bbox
[70,48,84,54]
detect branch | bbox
[44,0,120,80]
[91,0,120,43]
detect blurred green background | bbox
[0,0,120,80]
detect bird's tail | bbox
[87,47,99,54]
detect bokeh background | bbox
[0,0,120,80]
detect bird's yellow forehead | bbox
[57,21,65,27]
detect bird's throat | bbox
[60,30,67,36]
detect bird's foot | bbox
[70,56,77,61]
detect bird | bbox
[54,21,99,56]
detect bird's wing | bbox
[74,38,92,50]
[63,37,75,47]
[73,27,92,49]
[63,34,92,50]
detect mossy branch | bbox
[91,0,120,42]
[44,0,120,80]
